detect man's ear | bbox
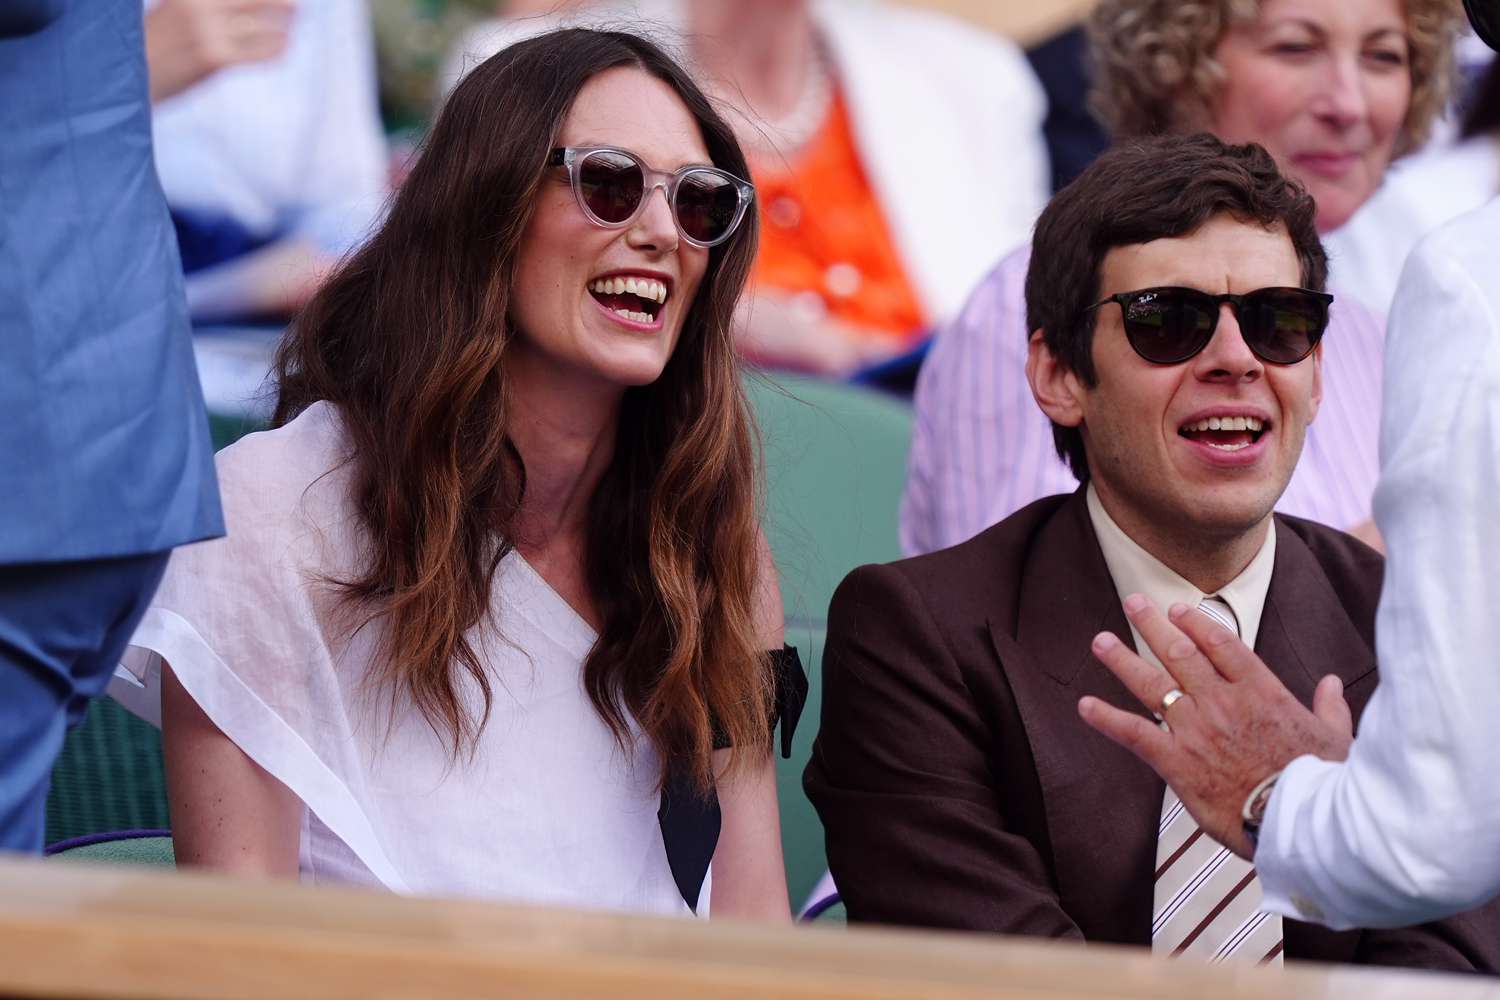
[1027,330,1086,428]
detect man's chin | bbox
[1179,489,1281,540]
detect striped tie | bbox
[1151,597,1284,965]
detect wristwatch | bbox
[1240,769,1282,850]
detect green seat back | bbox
[805,897,847,924]
[208,411,265,451]
[746,375,912,631]
[776,623,827,907]
[750,376,913,906]
[45,698,170,846]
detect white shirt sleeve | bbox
[1255,198,1500,929]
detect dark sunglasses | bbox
[547,146,754,249]
[1087,286,1334,365]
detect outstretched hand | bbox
[1077,595,1353,858]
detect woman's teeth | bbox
[588,276,668,304]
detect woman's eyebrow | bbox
[1258,16,1325,36]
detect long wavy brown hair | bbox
[272,29,770,793]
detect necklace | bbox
[732,35,834,160]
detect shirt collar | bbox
[1085,483,1276,662]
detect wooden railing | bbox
[0,857,1493,999]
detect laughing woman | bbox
[119,28,801,919]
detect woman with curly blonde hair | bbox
[901,0,1467,562]
[1089,0,1460,232]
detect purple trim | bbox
[798,891,843,923]
[44,828,171,856]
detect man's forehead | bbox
[1100,217,1302,293]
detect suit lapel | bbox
[988,491,1162,945]
[1256,520,1378,700]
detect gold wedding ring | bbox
[1155,688,1186,733]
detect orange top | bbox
[749,89,928,346]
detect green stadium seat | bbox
[46,832,175,867]
[745,374,912,632]
[750,376,913,906]
[44,697,170,847]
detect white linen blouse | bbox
[118,401,691,915]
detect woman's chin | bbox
[1305,179,1374,235]
[592,351,672,388]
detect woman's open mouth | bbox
[588,274,669,328]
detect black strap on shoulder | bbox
[661,644,807,910]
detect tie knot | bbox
[1197,597,1241,638]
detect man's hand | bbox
[1077,595,1354,858]
[145,0,294,102]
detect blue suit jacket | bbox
[0,0,223,562]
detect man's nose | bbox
[1192,303,1264,382]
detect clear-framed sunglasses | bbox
[547,145,755,249]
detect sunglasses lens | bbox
[1122,290,1215,363]
[1242,290,1325,363]
[675,169,741,245]
[577,150,644,224]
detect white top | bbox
[1257,196,1500,929]
[148,0,389,254]
[442,0,1050,324]
[117,402,691,915]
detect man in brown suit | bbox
[804,134,1500,969]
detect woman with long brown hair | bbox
[119,28,800,919]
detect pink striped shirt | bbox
[900,245,1385,556]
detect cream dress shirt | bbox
[1085,484,1276,659]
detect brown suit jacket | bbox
[805,490,1500,970]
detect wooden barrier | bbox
[1,857,1495,999]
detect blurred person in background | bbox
[368,0,494,134]
[447,0,1051,377]
[0,0,222,853]
[118,28,803,919]
[1324,47,1499,315]
[144,0,388,322]
[370,0,594,136]
[902,0,1464,557]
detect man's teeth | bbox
[1183,415,1264,433]
[588,276,668,303]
